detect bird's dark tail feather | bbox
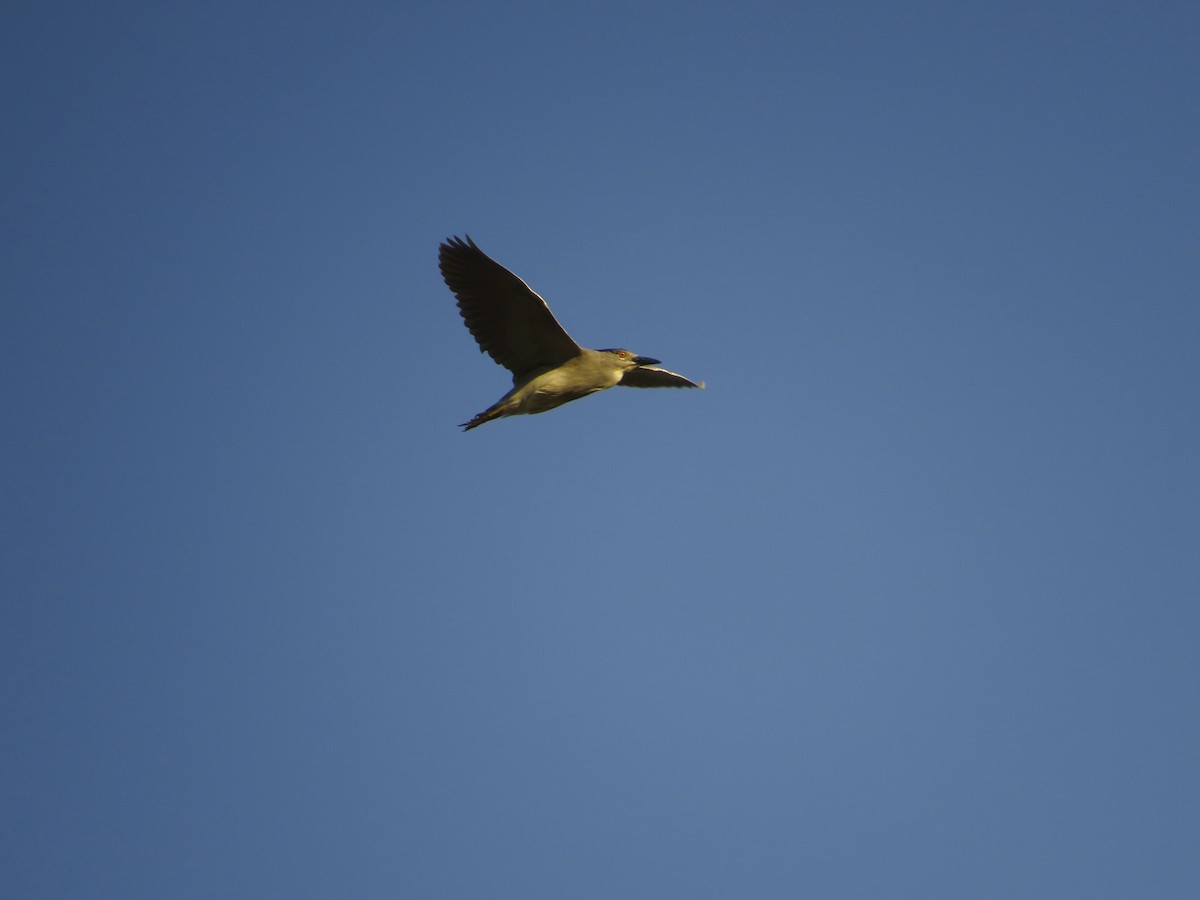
[460,405,505,431]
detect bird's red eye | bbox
[618,351,626,358]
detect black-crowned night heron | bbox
[439,235,703,431]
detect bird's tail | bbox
[460,402,507,431]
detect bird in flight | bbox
[438,235,703,431]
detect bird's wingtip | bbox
[440,233,476,251]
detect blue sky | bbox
[3,1,1198,897]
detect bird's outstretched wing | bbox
[438,236,582,379]
[620,367,705,389]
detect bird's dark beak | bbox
[633,355,660,366]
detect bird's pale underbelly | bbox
[517,368,614,415]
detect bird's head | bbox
[601,349,660,371]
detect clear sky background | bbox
[3,1,1198,897]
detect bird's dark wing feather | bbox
[619,366,704,389]
[439,236,581,378]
